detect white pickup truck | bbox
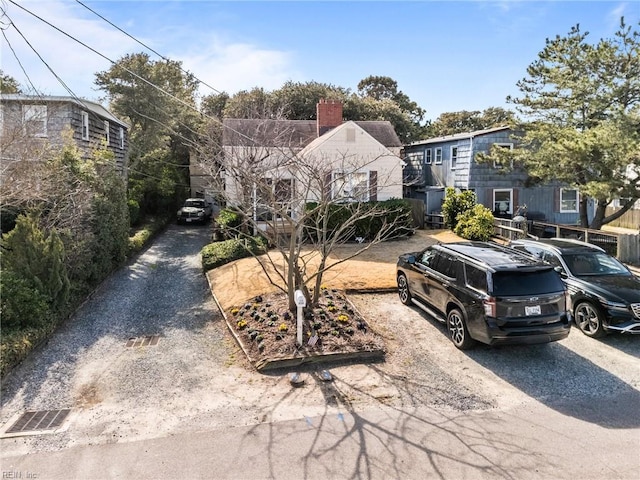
[176,198,213,224]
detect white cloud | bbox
[176,37,302,97]
[2,1,302,102]
[607,2,631,29]
[1,0,139,99]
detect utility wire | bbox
[7,0,256,145]
[5,14,80,102]
[73,0,224,96]
[4,1,247,179]
[1,28,42,96]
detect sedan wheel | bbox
[574,301,606,338]
[397,273,412,306]
[447,308,475,350]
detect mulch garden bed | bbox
[223,287,386,371]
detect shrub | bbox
[1,213,70,311]
[201,236,267,272]
[128,199,141,226]
[442,187,477,230]
[0,269,52,330]
[216,208,246,231]
[128,228,153,254]
[128,215,170,255]
[454,204,495,241]
[304,199,413,242]
[0,326,55,378]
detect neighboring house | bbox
[204,99,404,225]
[0,94,129,176]
[402,126,587,224]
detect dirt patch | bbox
[208,229,460,311]
[75,383,102,409]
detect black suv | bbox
[509,238,640,337]
[396,241,570,349]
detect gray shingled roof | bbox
[222,118,401,148]
[408,126,511,146]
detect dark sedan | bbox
[509,238,640,337]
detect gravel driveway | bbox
[1,225,639,459]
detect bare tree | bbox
[194,115,411,312]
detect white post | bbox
[294,289,306,347]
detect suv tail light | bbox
[483,297,496,317]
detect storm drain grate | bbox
[6,409,71,434]
[125,335,160,348]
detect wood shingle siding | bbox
[0,94,129,176]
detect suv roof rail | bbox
[549,237,606,252]
[436,241,545,270]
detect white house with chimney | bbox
[193,100,405,227]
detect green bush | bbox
[128,228,153,254]
[128,215,170,255]
[1,213,70,311]
[201,236,267,272]
[128,199,141,226]
[1,326,55,378]
[304,199,413,242]
[354,199,414,240]
[0,269,52,330]
[442,187,477,230]
[216,208,245,230]
[454,204,495,241]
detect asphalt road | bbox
[1,225,639,480]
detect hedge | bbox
[201,236,268,272]
[304,199,414,242]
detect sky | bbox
[1,0,637,122]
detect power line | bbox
[8,0,257,145]
[1,28,41,95]
[4,0,267,185]
[73,0,224,96]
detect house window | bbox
[434,148,442,165]
[119,127,125,149]
[424,148,432,165]
[255,178,293,221]
[493,143,514,168]
[104,120,110,145]
[81,111,89,140]
[451,146,458,169]
[493,189,513,216]
[333,171,369,202]
[23,105,47,137]
[560,188,579,213]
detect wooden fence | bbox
[604,206,640,231]
[493,219,639,265]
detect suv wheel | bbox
[397,273,412,306]
[574,301,606,338]
[447,308,476,350]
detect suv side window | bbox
[465,264,488,294]
[541,251,562,269]
[418,249,437,267]
[432,253,457,278]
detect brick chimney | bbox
[316,99,343,136]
